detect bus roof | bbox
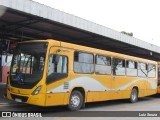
[21,39,157,64]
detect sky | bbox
[33,0,160,46]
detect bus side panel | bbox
[145,78,157,96]
[27,94,46,106]
[146,89,157,96]
[69,74,112,103]
[110,91,122,100]
[87,91,111,102]
[121,90,131,99]
[111,76,146,99]
[45,93,65,106]
[87,92,100,102]
[124,79,146,98]
[63,92,70,105]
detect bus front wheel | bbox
[130,88,138,103]
[68,90,83,111]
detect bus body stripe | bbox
[47,76,157,93]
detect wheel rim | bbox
[71,94,80,108]
[132,89,137,101]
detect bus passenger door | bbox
[45,47,72,106]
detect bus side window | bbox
[126,60,137,76]
[47,54,68,84]
[138,62,147,77]
[74,51,94,74]
[148,64,156,78]
[95,55,111,75]
[112,58,125,76]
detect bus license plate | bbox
[15,98,22,102]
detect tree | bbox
[121,31,133,37]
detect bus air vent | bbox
[64,82,69,89]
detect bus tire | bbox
[68,90,83,111]
[130,88,138,103]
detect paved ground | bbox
[0,83,17,105]
[0,83,7,103]
[1,83,160,119]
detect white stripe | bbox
[47,76,157,93]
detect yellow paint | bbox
[45,93,65,106]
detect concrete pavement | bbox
[0,83,17,105]
[0,83,7,103]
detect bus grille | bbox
[11,94,28,102]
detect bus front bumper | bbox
[7,91,46,106]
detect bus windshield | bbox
[10,42,48,89]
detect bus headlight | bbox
[32,86,42,95]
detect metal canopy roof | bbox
[0,0,160,60]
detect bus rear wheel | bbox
[130,88,138,103]
[68,90,83,111]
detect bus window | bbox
[138,62,147,77]
[112,58,125,76]
[47,55,68,84]
[95,55,111,74]
[126,60,137,76]
[148,64,156,78]
[74,51,94,74]
[10,43,47,85]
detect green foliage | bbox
[121,31,133,37]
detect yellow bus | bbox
[7,39,158,110]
